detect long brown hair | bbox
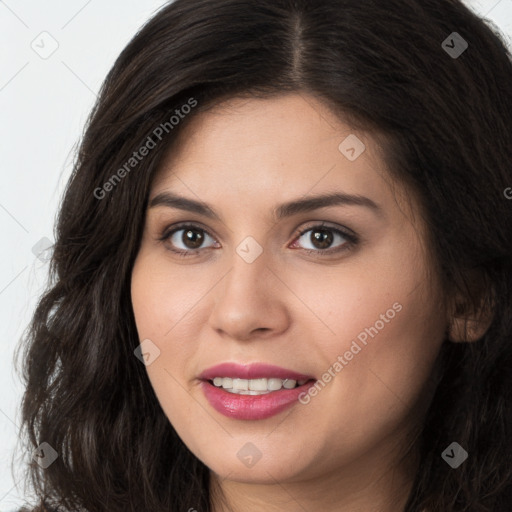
[15,0,512,510]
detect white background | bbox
[1,0,511,509]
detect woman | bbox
[15,0,512,510]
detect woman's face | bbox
[131,93,448,487]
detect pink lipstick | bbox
[199,362,316,420]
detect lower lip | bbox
[200,380,316,420]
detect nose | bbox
[207,250,291,341]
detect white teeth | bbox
[248,378,267,391]
[232,378,249,391]
[267,378,283,391]
[221,377,233,389]
[282,379,297,389]
[211,377,308,394]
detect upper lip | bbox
[199,362,315,381]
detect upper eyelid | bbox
[160,221,215,238]
[163,221,211,236]
[295,221,355,237]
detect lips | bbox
[198,362,317,420]
[198,362,315,381]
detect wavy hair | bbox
[14,0,512,510]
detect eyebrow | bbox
[148,191,381,220]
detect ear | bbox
[448,310,493,343]
[447,272,494,343]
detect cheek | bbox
[340,301,444,444]
[130,253,206,422]
[130,250,226,392]
[131,250,212,343]
[291,239,446,424]
[285,248,424,358]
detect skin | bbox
[130,93,458,512]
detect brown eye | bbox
[310,228,334,249]
[181,228,204,249]
[163,225,218,252]
[291,224,355,253]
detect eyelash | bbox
[158,222,359,258]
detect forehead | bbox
[150,94,414,223]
